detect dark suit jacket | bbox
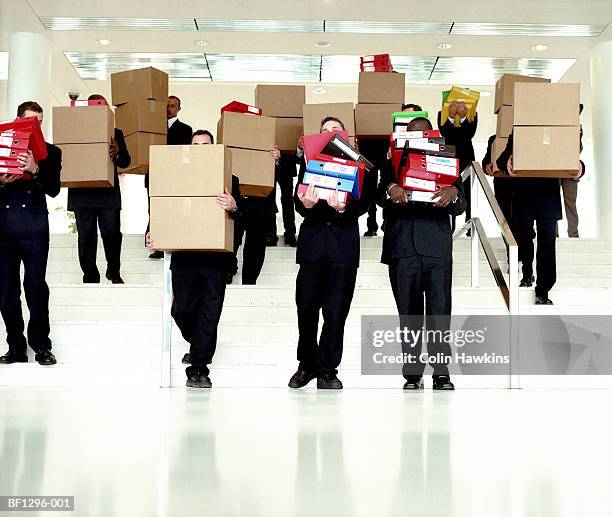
[145,119,193,188]
[496,133,562,220]
[67,128,130,210]
[171,175,243,272]
[437,112,478,174]
[0,142,62,241]
[376,159,466,264]
[294,165,375,266]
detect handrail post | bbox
[470,165,479,288]
[161,251,173,388]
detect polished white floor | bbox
[1,388,612,517]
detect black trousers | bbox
[74,208,122,281]
[295,262,357,376]
[493,179,515,235]
[516,207,557,297]
[0,240,51,353]
[172,265,227,377]
[233,217,268,285]
[389,256,453,378]
[463,177,471,222]
[268,171,297,241]
[365,169,380,233]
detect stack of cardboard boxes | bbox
[355,72,405,138]
[111,66,169,174]
[492,74,551,174]
[217,110,277,197]
[148,144,234,251]
[255,85,305,154]
[53,102,115,187]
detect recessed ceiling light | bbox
[480,91,491,97]
[312,87,327,95]
[194,39,209,47]
[437,42,452,50]
[96,39,110,46]
[532,44,548,52]
[315,41,331,48]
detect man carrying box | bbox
[0,101,62,366]
[67,94,131,284]
[146,129,242,388]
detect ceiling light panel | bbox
[325,20,453,34]
[430,57,577,85]
[451,23,606,37]
[40,17,197,31]
[196,19,323,32]
[64,52,211,81]
[206,54,320,82]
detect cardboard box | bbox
[58,143,114,188]
[111,66,169,106]
[355,103,402,136]
[52,106,114,145]
[303,103,355,137]
[255,85,306,118]
[150,197,234,252]
[217,111,276,152]
[358,72,405,104]
[513,83,580,127]
[512,126,580,178]
[115,100,167,136]
[119,133,167,175]
[494,74,551,113]
[492,136,509,174]
[148,144,231,196]
[228,147,276,197]
[275,117,303,151]
[496,106,514,139]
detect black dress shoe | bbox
[186,374,212,388]
[317,373,343,390]
[35,350,57,366]
[0,351,28,364]
[182,353,192,365]
[284,234,297,247]
[403,376,424,390]
[288,369,316,389]
[225,273,234,285]
[266,238,278,247]
[83,277,100,284]
[364,230,377,237]
[149,251,164,259]
[105,271,125,284]
[535,296,554,305]
[432,375,455,390]
[519,275,535,288]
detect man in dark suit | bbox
[68,94,131,284]
[497,134,582,305]
[148,95,193,259]
[378,117,466,390]
[0,101,62,366]
[147,129,243,388]
[289,116,375,390]
[437,101,477,223]
[266,153,298,247]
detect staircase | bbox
[0,235,610,388]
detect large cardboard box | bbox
[358,72,405,104]
[149,144,231,196]
[494,74,551,113]
[58,143,114,188]
[496,106,514,139]
[52,106,114,144]
[115,100,167,136]
[492,136,509,174]
[111,67,169,106]
[120,133,167,175]
[150,197,234,252]
[303,102,355,137]
[217,111,276,151]
[275,117,303,151]
[255,85,306,118]
[513,83,580,127]
[512,126,580,178]
[229,147,276,197]
[355,103,402,136]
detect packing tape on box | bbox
[542,128,551,146]
[182,146,191,164]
